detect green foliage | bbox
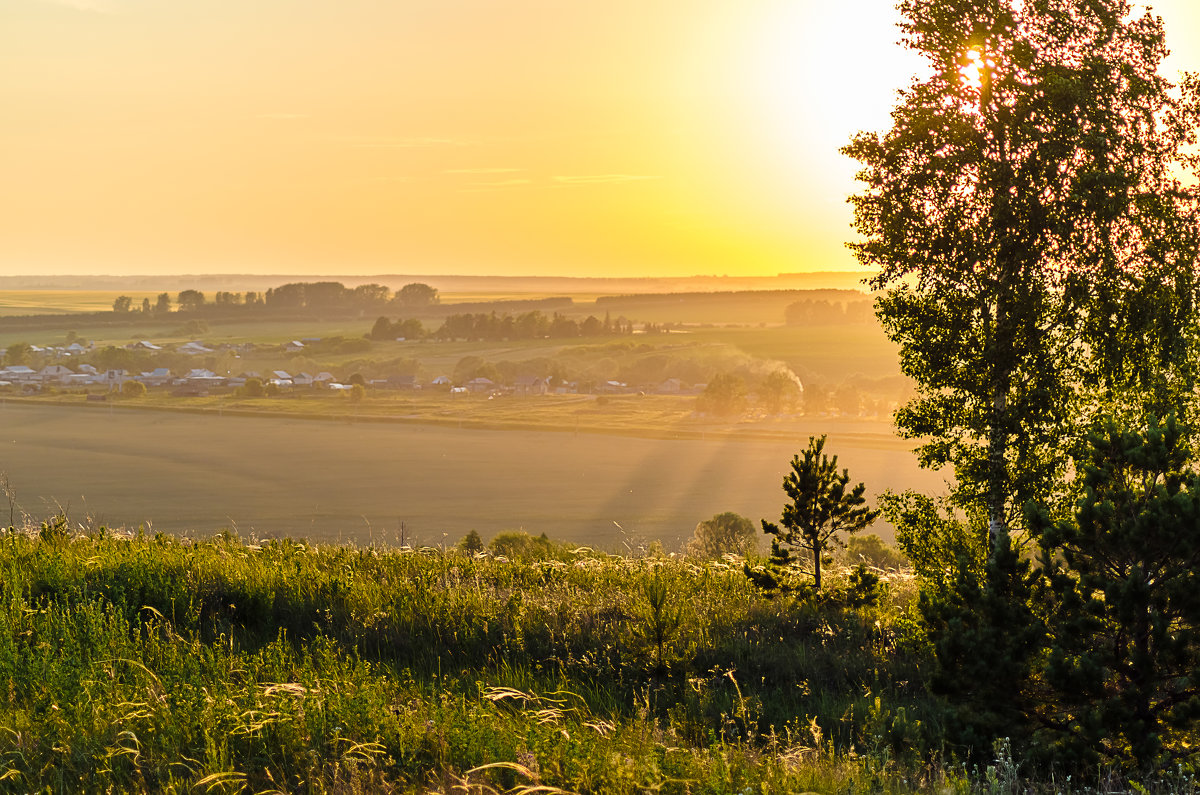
[0,527,950,791]
[845,533,907,572]
[757,369,802,414]
[844,0,1200,544]
[487,531,562,562]
[696,372,747,416]
[457,529,484,554]
[881,491,986,591]
[881,493,1037,758]
[634,567,683,673]
[685,511,756,559]
[395,282,439,307]
[3,521,1191,790]
[368,315,426,341]
[238,376,265,398]
[176,289,205,311]
[1029,415,1200,771]
[119,379,147,398]
[918,531,1041,760]
[175,318,209,336]
[348,383,366,403]
[3,341,31,366]
[453,355,499,384]
[757,435,879,590]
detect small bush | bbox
[457,530,484,554]
[686,511,756,559]
[238,377,265,398]
[488,530,562,561]
[120,380,147,398]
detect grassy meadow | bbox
[0,523,999,794]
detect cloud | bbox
[445,168,523,175]
[553,174,661,185]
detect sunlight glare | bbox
[959,48,985,91]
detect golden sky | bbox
[2,0,1198,278]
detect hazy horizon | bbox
[5,0,1196,278]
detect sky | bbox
[2,0,1198,278]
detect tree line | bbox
[367,310,634,342]
[112,282,441,315]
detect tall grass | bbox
[0,520,1181,793]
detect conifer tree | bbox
[758,436,878,590]
[1029,415,1200,770]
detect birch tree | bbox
[843,0,1200,553]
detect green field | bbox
[0,290,162,316]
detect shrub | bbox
[120,380,147,398]
[239,377,265,398]
[685,512,757,559]
[457,530,484,554]
[488,531,561,562]
[696,373,747,416]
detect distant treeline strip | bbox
[784,298,876,326]
[371,309,634,342]
[594,289,871,305]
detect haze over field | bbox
[0,403,941,546]
[4,0,1196,278]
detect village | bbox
[0,336,712,398]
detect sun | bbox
[958,47,996,100]
[960,48,985,90]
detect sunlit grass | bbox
[0,520,945,793]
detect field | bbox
[0,291,162,316]
[0,527,1000,793]
[0,402,942,547]
[0,281,931,548]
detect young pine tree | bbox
[755,435,878,591]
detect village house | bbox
[513,375,549,396]
[1,366,36,382]
[178,341,214,355]
[37,365,75,384]
[137,367,174,387]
